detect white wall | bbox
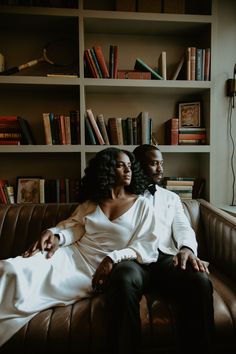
[212,0,236,206]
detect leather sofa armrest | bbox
[198,199,236,283]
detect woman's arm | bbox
[48,201,96,246]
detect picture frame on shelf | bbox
[16,177,40,204]
[178,101,201,127]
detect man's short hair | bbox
[133,144,160,163]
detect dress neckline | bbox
[98,195,141,222]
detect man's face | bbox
[143,149,164,185]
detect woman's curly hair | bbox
[77,147,148,203]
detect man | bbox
[106,144,214,354]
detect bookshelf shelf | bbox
[0,0,215,202]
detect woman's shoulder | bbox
[72,200,97,216]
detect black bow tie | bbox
[148,184,156,195]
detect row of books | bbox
[84,45,118,79]
[84,43,164,81]
[85,45,210,82]
[165,118,206,145]
[42,110,80,145]
[2,0,77,7]
[86,109,152,145]
[116,0,210,15]
[0,177,80,204]
[0,115,35,145]
[186,47,211,81]
[159,47,211,81]
[0,179,15,204]
[163,177,205,200]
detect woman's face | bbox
[114,152,132,186]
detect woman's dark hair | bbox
[78,147,147,203]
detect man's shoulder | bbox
[156,185,180,200]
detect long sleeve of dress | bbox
[48,201,96,246]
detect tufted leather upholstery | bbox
[0,199,236,354]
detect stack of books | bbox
[163,177,195,200]
[164,118,206,145]
[178,127,206,145]
[0,116,35,145]
[0,179,15,204]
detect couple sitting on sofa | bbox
[0,144,214,354]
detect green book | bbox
[134,58,164,80]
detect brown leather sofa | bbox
[0,199,236,354]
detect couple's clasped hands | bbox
[22,230,114,292]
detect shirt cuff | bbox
[108,248,137,264]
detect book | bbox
[85,116,97,144]
[115,0,136,11]
[107,117,119,145]
[163,0,185,14]
[179,127,206,133]
[165,176,195,181]
[93,46,110,78]
[113,45,118,79]
[42,113,52,145]
[69,110,80,144]
[165,118,179,145]
[0,140,20,145]
[64,115,71,144]
[0,179,8,204]
[86,109,105,145]
[178,133,206,140]
[126,117,133,145]
[171,55,185,80]
[46,74,78,78]
[158,51,167,80]
[134,58,164,80]
[204,48,211,81]
[17,116,35,144]
[166,185,193,191]
[117,70,151,80]
[136,111,151,144]
[164,180,195,187]
[179,139,206,145]
[90,48,103,78]
[97,114,110,145]
[116,117,124,145]
[137,0,162,13]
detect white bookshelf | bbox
[0,0,214,202]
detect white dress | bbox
[0,195,158,346]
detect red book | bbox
[84,49,99,78]
[93,46,110,78]
[165,118,179,145]
[117,70,151,80]
[178,133,206,140]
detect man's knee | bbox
[108,261,148,292]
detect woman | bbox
[0,147,158,346]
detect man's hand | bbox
[22,230,60,259]
[92,256,114,293]
[173,247,209,274]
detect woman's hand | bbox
[92,256,114,293]
[22,230,60,259]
